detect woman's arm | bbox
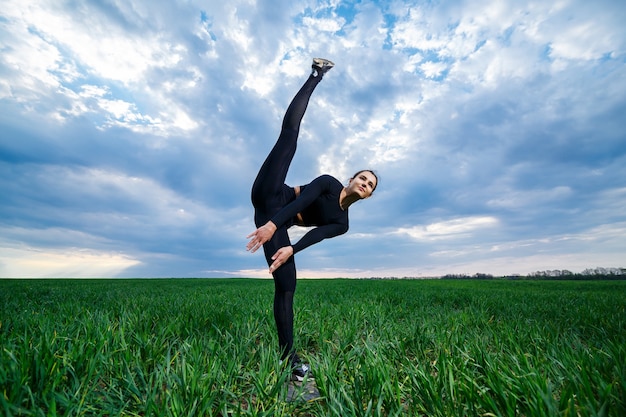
[270,175,333,228]
[292,222,348,254]
[246,175,330,252]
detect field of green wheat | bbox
[1,278,625,416]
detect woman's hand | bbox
[246,221,277,253]
[269,246,294,273]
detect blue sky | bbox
[1,0,625,278]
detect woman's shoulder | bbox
[301,175,342,194]
[313,174,342,186]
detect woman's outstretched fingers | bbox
[246,231,264,253]
[246,221,278,253]
[246,231,259,252]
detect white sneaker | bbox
[311,58,334,77]
[291,359,314,381]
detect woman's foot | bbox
[311,58,334,77]
[288,353,314,381]
[291,361,314,381]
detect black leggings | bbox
[250,73,322,360]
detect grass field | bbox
[1,278,625,416]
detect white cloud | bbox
[487,186,573,209]
[0,242,140,278]
[302,16,344,33]
[420,61,448,78]
[1,0,201,136]
[57,167,220,228]
[394,216,500,241]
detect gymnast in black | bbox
[247,58,378,381]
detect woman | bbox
[247,58,378,380]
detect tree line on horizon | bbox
[441,267,626,280]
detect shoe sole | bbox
[291,374,315,382]
[312,58,335,71]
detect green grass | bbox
[1,278,625,416]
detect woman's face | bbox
[349,171,378,199]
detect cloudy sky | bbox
[1,0,625,278]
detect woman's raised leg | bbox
[250,59,333,214]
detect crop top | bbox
[270,174,349,254]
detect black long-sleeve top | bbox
[270,174,349,254]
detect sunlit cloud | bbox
[0,246,140,278]
[394,217,500,241]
